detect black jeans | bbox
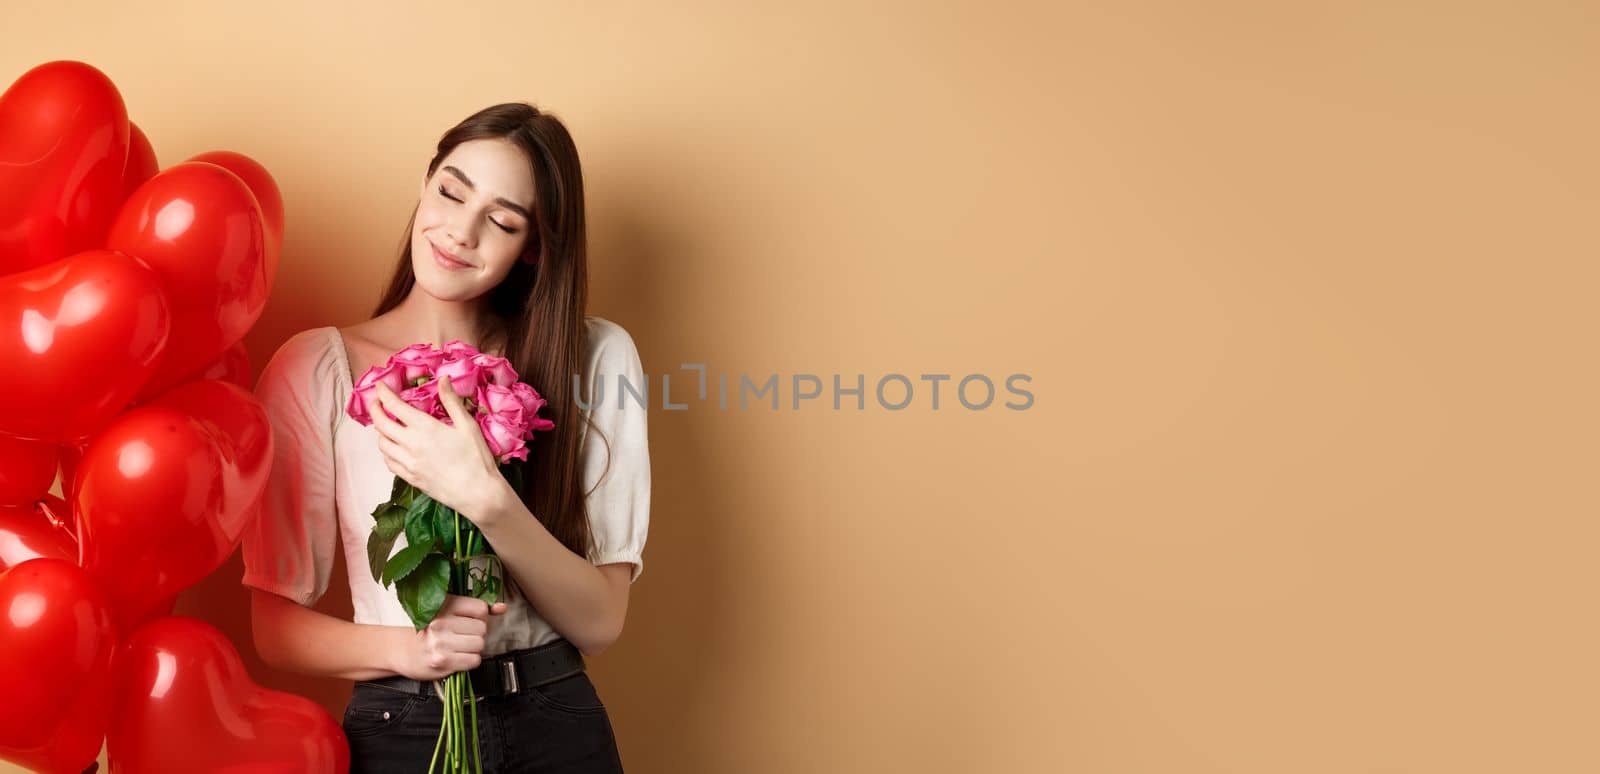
[343,671,625,773]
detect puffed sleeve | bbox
[579,318,652,584]
[239,327,342,606]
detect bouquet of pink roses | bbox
[348,340,553,463]
[345,339,553,774]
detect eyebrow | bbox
[440,165,532,220]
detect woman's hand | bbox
[394,594,510,681]
[368,377,505,522]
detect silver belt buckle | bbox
[501,658,521,695]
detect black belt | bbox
[361,637,586,703]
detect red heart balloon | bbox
[0,558,118,774]
[0,60,130,275]
[108,617,349,773]
[121,121,159,202]
[186,150,283,289]
[108,160,269,401]
[0,433,60,506]
[0,495,77,571]
[0,248,171,444]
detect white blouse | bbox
[240,315,651,657]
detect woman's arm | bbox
[251,588,510,682]
[469,480,632,658]
[250,589,410,681]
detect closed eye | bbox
[438,185,518,234]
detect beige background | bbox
[5,1,1598,772]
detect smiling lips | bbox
[430,242,472,270]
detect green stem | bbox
[429,697,446,773]
[453,507,471,772]
[451,675,461,770]
[469,676,481,774]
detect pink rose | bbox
[347,361,408,426]
[390,343,446,384]
[441,339,477,359]
[475,383,525,426]
[478,412,529,463]
[470,353,518,387]
[510,382,555,432]
[435,356,484,398]
[400,379,443,420]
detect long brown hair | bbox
[370,102,596,565]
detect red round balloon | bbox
[0,248,172,444]
[0,558,118,774]
[74,381,269,629]
[0,434,60,506]
[109,617,349,773]
[0,60,130,275]
[145,379,273,535]
[74,406,222,629]
[108,161,268,400]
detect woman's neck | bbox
[386,289,505,355]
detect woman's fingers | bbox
[419,597,508,677]
[368,389,407,441]
[449,614,488,637]
[438,629,486,654]
[441,593,490,619]
[438,378,474,425]
[375,433,409,470]
[375,382,434,426]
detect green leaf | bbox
[397,555,451,629]
[432,499,457,554]
[418,556,450,622]
[404,491,434,548]
[374,504,405,540]
[390,475,409,504]
[366,525,401,584]
[382,537,436,587]
[367,498,409,583]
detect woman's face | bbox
[411,137,537,302]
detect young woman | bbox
[240,103,650,773]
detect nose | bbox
[444,214,476,250]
